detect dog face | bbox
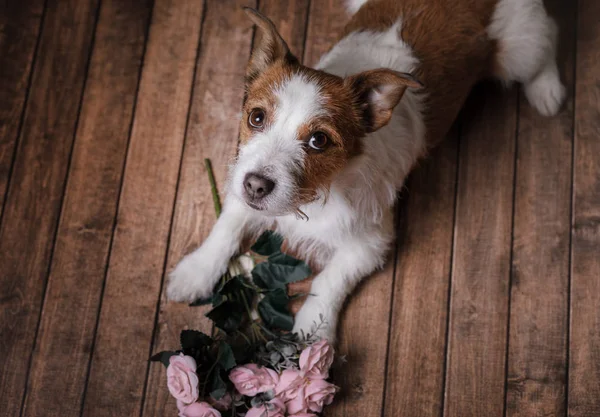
[230,8,421,216]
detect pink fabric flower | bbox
[229,364,279,396]
[177,401,221,417]
[285,384,308,415]
[305,379,337,413]
[246,398,286,417]
[167,354,199,404]
[299,340,335,379]
[274,369,304,401]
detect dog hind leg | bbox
[488,0,566,116]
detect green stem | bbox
[205,158,222,217]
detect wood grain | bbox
[444,85,517,417]
[384,129,459,417]
[20,1,152,416]
[0,1,100,415]
[569,0,600,415]
[141,1,257,415]
[0,0,45,218]
[504,1,575,416]
[303,0,348,67]
[80,1,204,416]
[260,0,309,59]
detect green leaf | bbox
[180,330,213,351]
[268,252,306,267]
[149,351,178,368]
[209,370,228,400]
[206,302,244,334]
[217,342,236,371]
[189,295,215,307]
[252,259,311,291]
[205,275,257,334]
[251,231,283,256]
[258,288,294,331]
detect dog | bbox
[167,0,565,342]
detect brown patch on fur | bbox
[240,7,440,208]
[239,61,369,206]
[296,69,367,204]
[342,0,501,145]
[346,69,423,131]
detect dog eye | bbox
[248,108,265,129]
[308,132,329,150]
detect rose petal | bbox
[178,402,221,417]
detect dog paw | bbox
[167,252,225,303]
[524,65,566,117]
[292,298,336,343]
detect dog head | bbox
[230,8,421,216]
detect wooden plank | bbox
[569,0,600,415]
[444,86,517,417]
[260,0,309,58]
[504,1,575,416]
[384,130,459,417]
[303,0,349,67]
[20,1,152,416]
[79,1,204,416]
[0,0,45,218]
[141,1,257,415]
[0,0,100,415]
[301,2,397,417]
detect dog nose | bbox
[244,173,275,200]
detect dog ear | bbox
[346,69,423,132]
[243,7,298,82]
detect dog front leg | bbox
[292,231,392,343]
[167,197,256,303]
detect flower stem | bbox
[205,158,222,217]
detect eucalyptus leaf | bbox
[263,389,275,401]
[250,396,264,408]
[251,231,283,256]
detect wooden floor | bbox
[1,0,598,416]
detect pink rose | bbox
[177,401,221,417]
[285,383,309,415]
[207,392,232,411]
[246,398,286,417]
[289,414,317,417]
[305,379,337,413]
[274,369,304,401]
[299,340,334,379]
[229,364,279,396]
[167,354,199,404]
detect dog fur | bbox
[167,0,565,342]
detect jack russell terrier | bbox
[167,0,565,342]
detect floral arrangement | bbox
[151,160,339,417]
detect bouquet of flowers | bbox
[151,160,339,417]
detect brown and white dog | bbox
[167,0,565,341]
